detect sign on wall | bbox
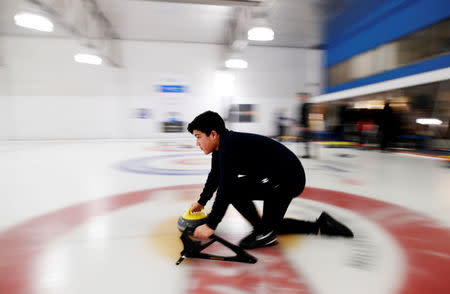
[156,75,190,133]
[228,104,257,122]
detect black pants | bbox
[230,177,318,235]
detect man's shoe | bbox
[239,230,277,249]
[317,212,354,238]
[301,155,311,159]
[238,230,258,246]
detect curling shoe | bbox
[317,212,354,238]
[239,230,277,249]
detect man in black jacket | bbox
[188,111,353,249]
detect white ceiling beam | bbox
[141,0,263,7]
[228,7,249,50]
[226,0,275,50]
[28,0,121,67]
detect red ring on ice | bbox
[0,185,448,294]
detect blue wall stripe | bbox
[325,54,450,94]
[327,0,412,46]
[326,0,450,66]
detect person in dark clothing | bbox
[187,110,353,249]
[379,102,396,150]
[297,92,312,158]
[335,101,348,141]
[276,108,289,142]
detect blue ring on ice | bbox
[117,154,210,175]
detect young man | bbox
[188,110,353,249]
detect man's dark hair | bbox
[187,110,226,135]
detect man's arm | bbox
[204,151,237,230]
[193,152,223,238]
[205,188,230,230]
[197,152,219,206]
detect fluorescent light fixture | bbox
[225,58,248,69]
[248,27,274,41]
[14,12,53,32]
[74,53,103,65]
[416,118,443,125]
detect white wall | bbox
[0,36,322,139]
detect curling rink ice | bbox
[0,138,449,294]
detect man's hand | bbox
[193,224,214,239]
[190,202,204,213]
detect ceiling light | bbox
[74,53,103,65]
[416,118,442,125]
[14,12,53,32]
[248,26,274,41]
[225,58,248,69]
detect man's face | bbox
[193,130,219,154]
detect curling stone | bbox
[177,207,208,234]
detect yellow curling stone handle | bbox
[182,207,208,220]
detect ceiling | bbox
[0,0,354,49]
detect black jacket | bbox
[299,102,310,127]
[198,129,305,229]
